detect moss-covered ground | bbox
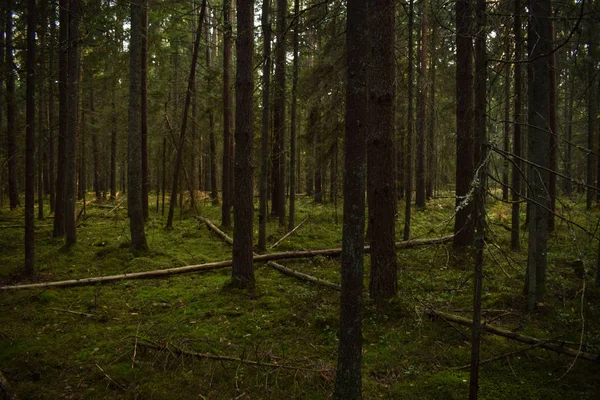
[0,193,599,399]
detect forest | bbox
[1,0,600,398]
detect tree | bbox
[415,0,429,209]
[6,0,18,210]
[273,0,287,226]
[526,0,552,311]
[258,0,272,252]
[333,0,367,397]
[25,0,36,275]
[141,1,149,219]
[367,0,397,301]
[403,0,415,241]
[221,0,234,228]
[511,0,523,251]
[289,0,299,231]
[232,0,255,287]
[128,0,148,251]
[64,0,81,246]
[453,0,475,248]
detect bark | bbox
[586,13,596,210]
[110,80,117,199]
[259,0,272,252]
[37,6,46,221]
[221,0,234,228]
[6,0,19,209]
[289,0,299,231]
[273,0,287,226]
[564,65,575,197]
[548,17,557,231]
[367,0,397,301]
[526,0,551,311]
[415,0,428,209]
[232,0,255,287]
[91,88,102,201]
[403,0,415,241]
[25,0,37,275]
[426,21,436,200]
[141,2,149,219]
[454,0,475,248]
[334,0,368,397]
[48,0,56,213]
[64,0,80,246]
[511,0,523,251]
[428,310,600,363]
[165,0,207,229]
[128,0,148,251]
[502,36,510,202]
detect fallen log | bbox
[427,309,599,363]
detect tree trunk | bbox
[289,0,299,231]
[64,0,80,246]
[37,7,46,221]
[166,0,207,229]
[110,80,117,199]
[526,0,552,311]
[141,1,149,219]
[259,0,272,252]
[333,0,367,397]
[415,0,428,209]
[90,87,102,201]
[564,65,575,197]
[367,0,397,301]
[426,21,436,200]
[586,12,597,210]
[511,0,523,251]
[548,17,557,230]
[273,0,287,226]
[232,0,255,287]
[128,0,148,251]
[6,0,19,209]
[502,35,510,202]
[454,0,475,248]
[221,0,234,228]
[403,0,415,240]
[25,0,37,275]
[48,0,57,213]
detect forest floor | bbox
[0,192,599,399]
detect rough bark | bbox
[526,0,551,311]
[289,0,299,231]
[454,0,475,248]
[333,0,368,397]
[273,0,287,226]
[403,0,415,241]
[221,0,234,228]
[367,0,397,301]
[141,1,149,219]
[37,5,46,220]
[25,0,37,275]
[511,0,523,250]
[110,80,117,199]
[548,17,557,231]
[90,87,102,201]
[426,21,436,200]
[232,0,255,287]
[48,0,57,213]
[259,0,272,252]
[128,0,148,251]
[64,0,80,246]
[415,0,428,209]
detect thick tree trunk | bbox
[221,0,234,228]
[273,0,287,226]
[333,0,368,397]
[526,0,552,311]
[166,0,207,229]
[367,0,397,301]
[64,0,80,246]
[25,0,37,275]
[231,0,255,286]
[403,0,415,240]
[48,0,57,213]
[128,0,148,251]
[454,0,475,248]
[141,2,149,219]
[548,18,557,231]
[511,0,523,250]
[37,8,46,221]
[259,0,272,252]
[6,0,19,209]
[289,0,299,231]
[415,0,428,209]
[426,21,436,200]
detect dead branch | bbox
[266,261,341,290]
[427,309,599,363]
[49,307,95,318]
[270,217,309,248]
[0,369,17,400]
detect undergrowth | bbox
[0,192,599,399]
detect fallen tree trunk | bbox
[427,309,600,363]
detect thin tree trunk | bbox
[232,0,255,287]
[64,0,80,246]
[128,0,148,251]
[273,0,287,226]
[586,17,596,210]
[333,0,367,397]
[221,0,234,228]
[548,17,557,230]
[564,66,575,197]
[25,0,37,275]
[166,0,207,229]
[37,7,46,220]
[90,87,102,201]
[6,0,19,209]
[289,0,299,231]
[426,20,436,200]
[511,0,523,250]
[404,0,415,240]
[415,0,428,209]
[141,1,149,219]
[502,35,510,202]
[48,0,57,213]
[110,80,117,199]
[259,0,272,252]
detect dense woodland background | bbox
[1,0,600,399]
